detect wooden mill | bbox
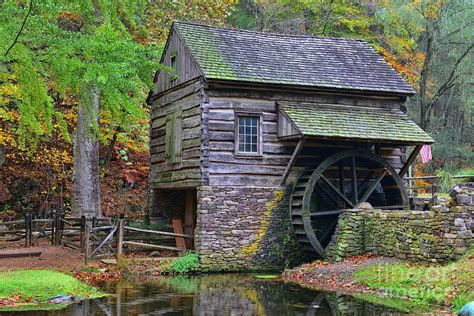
[146,21,434,264]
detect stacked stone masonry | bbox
[194,186,305,271]
[326,183,474,262]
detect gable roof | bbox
[173,21,416,95]
[280,103,434,144]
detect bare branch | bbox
[427,43,473,111]
[4,0,33,57]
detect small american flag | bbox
[420,144,432,164]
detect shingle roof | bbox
[280,103,434,144]
[174,21,416,95]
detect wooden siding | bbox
[204,97,297,187]
[150,79,204,189]
[278,109,300,138]
[153,29,202,95]
[204,87,407,187]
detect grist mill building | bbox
[146,21,434,270]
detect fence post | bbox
[84,224,90,266]
[54,212,59,246]
[51,210,56,245]
[431,184,439,206]
[80,216,86,252]
[25,213,32,247]
[116,219,124,258]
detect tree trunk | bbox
[72,86,101,218]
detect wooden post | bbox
[399,145,423,178]
[172,218,186,253]
[51,210,56,245]
[431,184,439,206]
[25,213,32,247]
[116,219,124,258]
[84,225,90,266]
[80,215,86,251]
[58,212,65,245]
[54,212,60,246]
[92,216,97,229]
[184,190,195,249]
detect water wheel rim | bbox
[292,149,407,256]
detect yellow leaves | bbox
[0,128,16,147]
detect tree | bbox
[1,1,160,217]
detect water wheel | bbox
[290,150,407,255]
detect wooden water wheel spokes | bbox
[290,150,407,255]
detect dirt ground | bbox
[0,245,98,272]
[283,254,400,294]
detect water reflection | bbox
[4,274,408,315]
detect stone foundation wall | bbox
[326,183,473,262]
[194,186,305,271]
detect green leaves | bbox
[0,0,160,150]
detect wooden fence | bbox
[0,213,193,264]
[406,174,472,208]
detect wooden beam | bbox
[123,241,184,252]
[0,251,42,259]
[338,161,344,193]
[399,145,422,177]
[172,219,186,250]
[124,226,192,239]
[309,210,344,216]
[317,172,354,208]
[358,169,388,205]
[281,138,305,185]
[317,182,342,207]
[350,154,358,205]
[356,170,374,201]
[184,190,195,249]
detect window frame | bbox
[169,52,178,86]
[234,111,263,158]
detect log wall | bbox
[149,79,204,189]
[204,86,408,187]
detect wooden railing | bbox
[1,213,192,264]
[406,174,472,208]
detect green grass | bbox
[355,248,474,312]
[254,275,279,279]
[353,292,435,313]
[0,270,106,311]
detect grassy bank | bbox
[355,248,474,311]
[0,270,106,311]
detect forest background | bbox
[0,0,472,219]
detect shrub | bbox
[168,252,199,274]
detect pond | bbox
[6,274,409,315]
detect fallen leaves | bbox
[0,293,22,306]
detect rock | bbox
[46,295,81,304]
[450,185,463,200]
[358,202,373,209]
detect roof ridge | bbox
[173,20,368,43]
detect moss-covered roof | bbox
[174,21,416,95]
[280,103,434,144]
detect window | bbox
[165,109,182,163]
[235,114,262,156]
[169,53,178,85]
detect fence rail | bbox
[1,213,192,265]
[406,174,472,209]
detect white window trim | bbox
[234,111,263,158]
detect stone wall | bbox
[326,183,473,262]
[194,186,305,271]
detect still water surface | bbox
[6,274,408,315]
